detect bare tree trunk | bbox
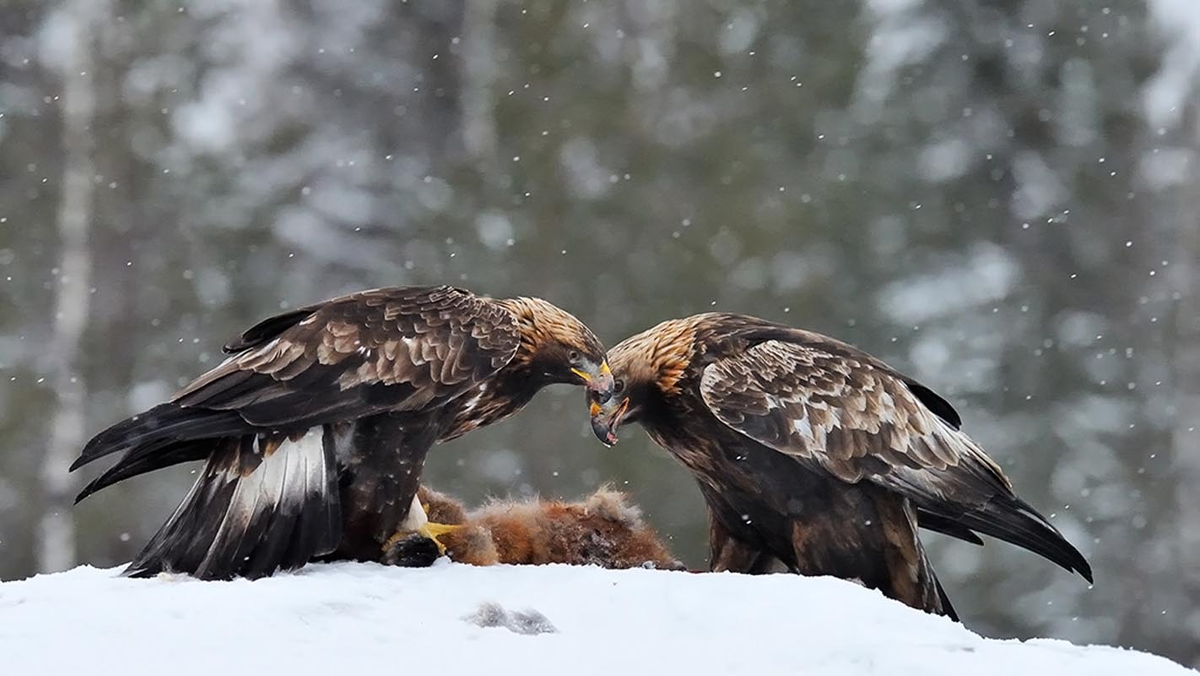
[39,0,101,573]
[1171,111,1200,647]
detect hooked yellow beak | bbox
[591,396,629,447]
[572,361,615,400]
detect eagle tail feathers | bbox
[123,427,341,580]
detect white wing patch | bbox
[216,428,324,518]
[197,427,331,575]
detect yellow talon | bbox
[383,495,464,556]
[417,521,464,555]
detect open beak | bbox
[572,361,615,402]
[590,397,629,447]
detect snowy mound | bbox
[2,563,1192,676]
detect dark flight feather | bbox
[918,511,985,546]
[72,403,248,473]
[223,307,314,353]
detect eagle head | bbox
[588,318,696,446]
[499,296,613,398]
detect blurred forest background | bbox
[1,0,1198,665]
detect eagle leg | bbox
[381,493,465,560]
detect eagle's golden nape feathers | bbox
[73,285,608,581]
[382,485,685,571]
[593,312,1092,620]
[493,296,606,361]
[486,296,613,398]
[604,316,699,396]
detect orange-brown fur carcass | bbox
[383,486,685,571]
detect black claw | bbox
[383,534,441,568]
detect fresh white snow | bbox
[1,562,1192,676]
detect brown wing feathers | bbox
[699,332,1091,581]
[172,286,519,425]
[71,287,519,494]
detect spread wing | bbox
[699,338,1092,580]
[73,284,521,486]
[173,284,521,427]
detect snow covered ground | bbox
[1,562,1192,676]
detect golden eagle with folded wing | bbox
[589,313,1091,619]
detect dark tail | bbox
[124,428,342,580]
[933,494,1093,583]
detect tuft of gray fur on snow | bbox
[464,601,558,635]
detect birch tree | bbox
[38,0,105,573]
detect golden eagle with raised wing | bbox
[73,285,612,580]
[588,313,1091,619]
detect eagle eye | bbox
[613,378,626,394]
[568,350,581,362]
